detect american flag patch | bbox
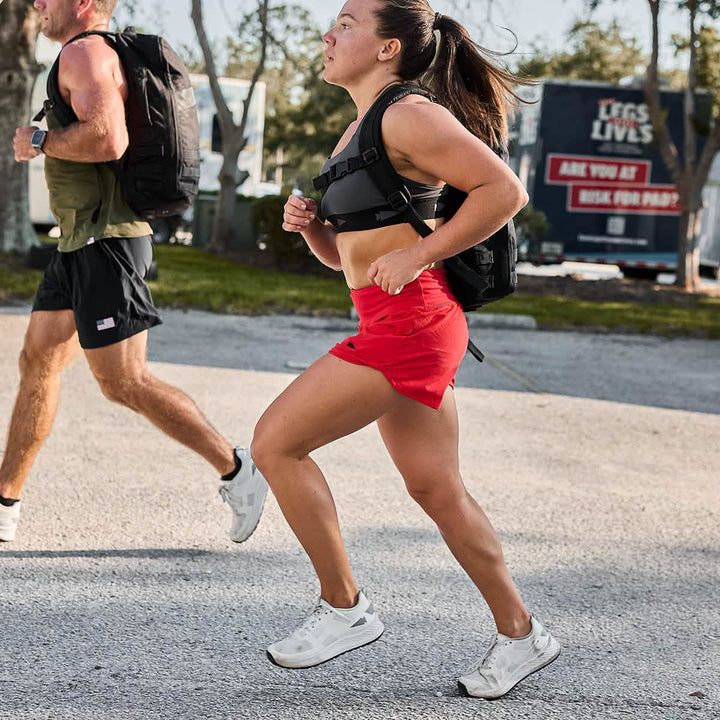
[96,317,116,331]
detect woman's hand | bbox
[367,244,429,295]
[282,195,318,233]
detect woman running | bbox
[251,0,560,699]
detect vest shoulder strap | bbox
[312,83,437,242]
[356,84,436,238]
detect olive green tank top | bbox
[44,110,152,252]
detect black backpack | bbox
[313,84,519,361]
[35,28,200,219]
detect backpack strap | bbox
[311,83,436,235]
[33,31,119,124]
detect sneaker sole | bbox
[266,620,385,669]
[457,644,561,700]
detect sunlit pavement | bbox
[1,308,718,720]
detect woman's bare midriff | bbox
[336,219,444,290]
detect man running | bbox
[1,0,266,543]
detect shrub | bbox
[252,195,308,261]
[514,204,549,242]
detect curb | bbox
[350,307,537,330]
[465,313,538,330]
[0,304,537,331]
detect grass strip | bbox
[491,293,720,339]
[2,244,718,338]
[148,245,351,315]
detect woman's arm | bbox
[390,99,526,260]
[282,194,342,271]
[367,99,527,293]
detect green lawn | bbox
[495,292,720,339]
[1,243,718,338]
[0,253,44,299]
[149,245,351,315]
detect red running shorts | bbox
[328,269,469,409]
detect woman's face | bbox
[321,0,387,87]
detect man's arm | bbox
[14,37,129,164]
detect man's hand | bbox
[14,127,40,162]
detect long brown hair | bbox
[373,0,531,149]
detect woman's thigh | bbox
[376,386,462,495]
[252,353,401,461]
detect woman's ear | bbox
[378,38,402,64]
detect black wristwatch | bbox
[30,129,48,154]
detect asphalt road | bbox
[1,306,718,720]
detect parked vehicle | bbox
[511,79,720,280]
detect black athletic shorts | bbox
[32,236,162,349]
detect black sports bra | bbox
[316,121,443,234]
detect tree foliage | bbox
[517,20,645,83]
[263,57,355,192]
[216,4,357,192]
[672,24,720,106]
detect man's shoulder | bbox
[59,34,118,75]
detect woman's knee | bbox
[251,417,304,477]
[250,420,283,476]
[407,478,487,529]
[406,479,465,516]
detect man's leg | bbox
[0,310,79,501]
[73,236,264,542]
[83,330,236,475]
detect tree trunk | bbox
[676,0,700,290]
[643,0,714,291]
[677,205,705,290]
[211,145,249,253]
[191,0,268,255]
[0,1,42,253]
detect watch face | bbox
[31,130,46,149]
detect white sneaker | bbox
[267,590,384,668]
[0,501,21,542]
[218,447,268,543]
[458,615,560,699]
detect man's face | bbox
[33,0,78,43]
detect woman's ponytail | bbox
[424,15,529,149]
[374,1,532,149]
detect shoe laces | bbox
[473,639,502,677]
[219,476,251,510]
[218,483,237,507]
[295,602,333,638]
